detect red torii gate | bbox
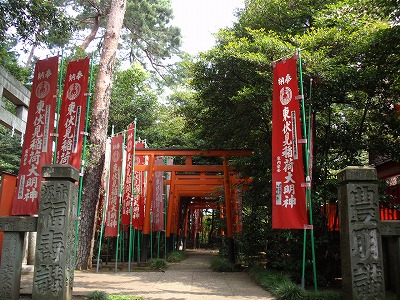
[134,149,252,245]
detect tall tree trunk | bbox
[76,0,127,270]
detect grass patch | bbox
[210,255,235,272]
[274,281,306,300]
[249,267,342,300]
[84,291,144,300]
[148,258,167,270]
[166,250,187,262]
[108,295,144,300]
[85,291,108,300]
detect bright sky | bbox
[170,0,245,55]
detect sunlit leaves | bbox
[0,1,74,47]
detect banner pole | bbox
[132,228,136,263]
[137,230,141,263]
[53,52,64,164]
[164,158,167,259]
[298,49,317,291]
[121,227,124,264]
[96,216,105,273]
[308,80,318,292]
[115,130,127,272]
[97,137,112,273]
[128,119,137,271]
[298,50,308,289]
[151,224,153,259]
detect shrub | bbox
[250,267,342,300]
[85,291,108,300]
[274,281,305,300]
[148,258,167,270]
[166,250,187,262]
[210,255,235,272]
[250,267,291,290]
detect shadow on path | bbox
[20,249,275,300]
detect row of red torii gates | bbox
[132,148,253,261]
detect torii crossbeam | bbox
[134,148,252,240]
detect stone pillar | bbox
[0,217,37,300]
[28,232,37,265]
[338,166,385,300]
[380,220,400,298]
[22,232,29,265]
[32,164,79,300]
[394,237,400,299]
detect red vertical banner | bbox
[234,187,243,233]
[132,141,145,229]
[272,56,308,229]
[121,123,135,225]
[194,209,202,235]
[12,56,59,215]
[56,57,90,170]
[152,157,164,231]
[105,134,123,237]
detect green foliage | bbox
[0,1,74,47]
[181,0,399,287]
[250,267,342,300]
[0,43,30,83]
[54,0,181,76]
[148,258,167,270]
[122,0,181,63]
[109,64,158,134]
[84,291,144,300]
[166,250,187,262]
[210,255,235,272]
[85,290,108,300]
[250,267,292,290]
[274,281,306,300]
[0,127,22,175]
[108,295,144,300]
[236,0,333,36]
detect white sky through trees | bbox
[171,0,245,55]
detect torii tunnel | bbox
[134,148,253,259]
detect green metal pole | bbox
[132,228,136,262]
[307,80,318,292]
[137,230,141,263]
[298,49,317,291]
[150,213,153,259]
[128,119,137,270]
[302,227,307,288]
[115,130,127,272]
[121,227,124,264]
[164,158,167,259]
[53,53,64,164]
[96,220,105,273]
[97,137,112,273]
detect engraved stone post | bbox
[32,164,79,300]
[28,231,37,265]
[338,166,385,300]
[0,216,37,300]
